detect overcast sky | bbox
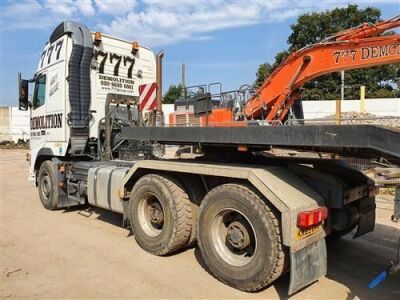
[0,0,399,106]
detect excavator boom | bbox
[244,15,400,121]
[335,15,400,41]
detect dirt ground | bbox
[1,149,399,299]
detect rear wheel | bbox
[37,160,59,210]
[198,183,286,292]
[129,174,192,256]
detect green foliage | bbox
[163,84,184,104]
[273,51,290,68]
[254,4,400,99]
[287,5,381,52]
[254,63,273,88]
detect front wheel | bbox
[198,184,287,292]
[37,160,59,210]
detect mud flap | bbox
[51,159,83,208]
[354,197,375,238]
[289,238,327,295]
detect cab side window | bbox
[32,75,46,110]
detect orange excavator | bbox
[171,15,400,126]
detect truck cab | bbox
[19,21,156,183]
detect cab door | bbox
[30,34,67,156]
[30,74,47,150]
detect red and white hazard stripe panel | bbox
[138,82,157,112]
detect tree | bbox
[163,84,183,104]
[254,53,289,89]
[254,5,399,99]
[254,63,273,88]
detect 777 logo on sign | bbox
[333,49,357,64]
[333,43,399,64]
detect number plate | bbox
[296,225,322,240]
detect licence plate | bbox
[296,225,322,240]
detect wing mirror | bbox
[18,72,30,111]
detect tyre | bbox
[179,175,204,246]
[37,160,59,210]
[198,183,286,292]
[129,174,192,256]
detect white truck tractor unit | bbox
[18,21,381,295]
[22,21,156,180]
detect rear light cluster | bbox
[297,206,328,229]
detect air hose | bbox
[368,236,400,288]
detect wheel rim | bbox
[137,192,165,237]
[211,208,257,267]
[40,173,52,200]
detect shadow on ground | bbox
[64,205,124,227]
[67,205,400,299]
[326,223,400,300]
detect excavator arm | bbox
[244,15,400,121]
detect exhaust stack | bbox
[155,50,164,126]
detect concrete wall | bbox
[0,107,30,142]
[10,107,30,141]
[302,98,400,119]
[164,99,400,121]
[0,107,11,141]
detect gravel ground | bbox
[1,149,399,299]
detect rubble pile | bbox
[373,167,400,187]
[315,111,400,128]
[0,139,30,149]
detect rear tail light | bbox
[297,206,328,229]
